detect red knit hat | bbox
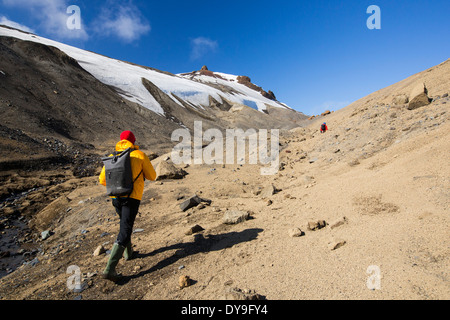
[120,130,136,144]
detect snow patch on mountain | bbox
[0,26,292,117]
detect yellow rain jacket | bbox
[99,140,157,201]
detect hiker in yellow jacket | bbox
[99,130,157,281]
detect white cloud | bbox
[93,2,150,43]
[1,0,88,40]
[190,37,218,60]
[1,0,151,43]
[0,16,35,33]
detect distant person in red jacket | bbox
[320,122,328,133]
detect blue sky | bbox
[1,0,449,115]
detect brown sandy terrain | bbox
[0,49,448,299]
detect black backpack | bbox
[321,124,326,131]
[102,148,142,197]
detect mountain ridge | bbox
[0,24,307,173]
[0,25,303,117]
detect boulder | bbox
[223,210,250,224]
[407,83,431,110]
[155,160,187,180]
[185,224,204,235]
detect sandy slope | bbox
[0,60,449,300]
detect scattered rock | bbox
[185,224,204,235]
[407,82,431,110]
[133,265,142,272]
[223,210,251,224]
[179,275,192,289]
[307,220,327,231]
[329,217,348,229]
[309,157,318,164]
[260,184,280,198]
[328,239,347,250]
[321,110,331,116]
[224,280,234,286]
[298,152,307,159]
[155,160,187,180]
[252,188,262,196]
[41,230,52,240]
[288,228,304,237]
[93,245,106,256]
[179,195,211,212]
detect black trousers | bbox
[112,198,141,247]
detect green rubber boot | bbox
[102,243,125,281]
[123,241,134,261]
